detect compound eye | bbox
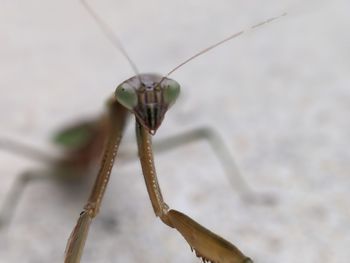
[162,79,180,107]
[115,83,138,110]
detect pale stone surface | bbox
[0,0,349,263]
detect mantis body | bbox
[64,73,253,263]
[0,1,285,262]
[63,1,285,262]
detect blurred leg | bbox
[0,137,56,164]
[122,126,275,204]
[0,170,50,228]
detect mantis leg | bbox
[0,170,50,229]
[0,138,58,229]
[154,127,275,204]
[0,137,56,164]
[123,126,274,204]
[64,100,129,263]
[136,121,253,263]
[152,127,251,195]
[123,127,246,189]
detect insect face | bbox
[115,73,180,134]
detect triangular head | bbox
[115,73,180,135]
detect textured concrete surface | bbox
[0,0,349,263]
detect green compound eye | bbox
[163,80,180,106]
[115,83,138,110]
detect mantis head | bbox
[115,73,180,135]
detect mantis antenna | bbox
[80,0,286,84]
[79,0,141,78]
[161,12,287,81]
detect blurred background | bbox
[0,0,349,262]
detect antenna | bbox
[163,13,287,79]
[80,0,140,77]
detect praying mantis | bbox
[0,1,285,262]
